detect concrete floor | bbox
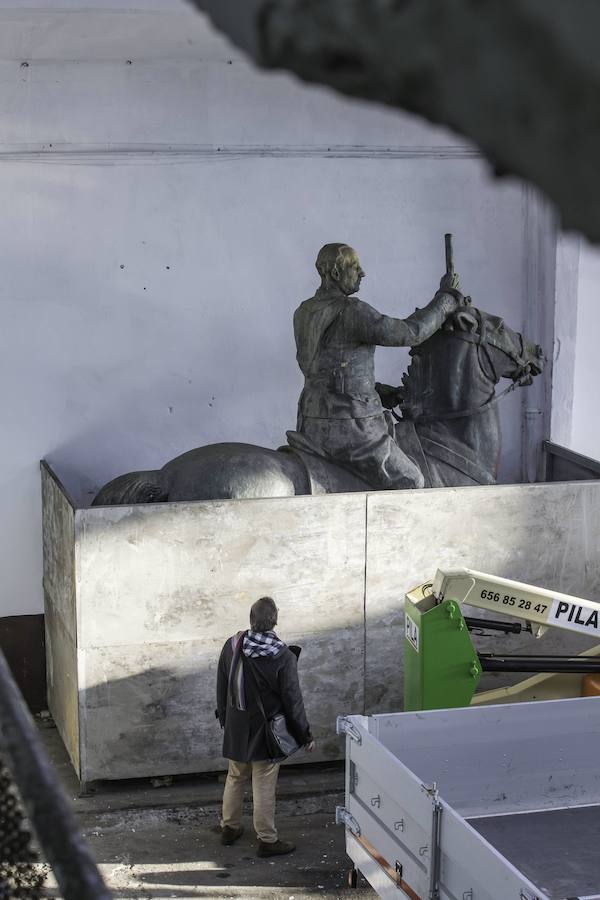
[36,717,376,900]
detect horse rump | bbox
[91,470,168,506]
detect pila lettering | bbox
[554,601,599,630]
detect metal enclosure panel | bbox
[41,461,600,781]
[40,463,80,776]
[544,440,600,482]
[365,481,600,713]
[78,624,364,780]
[78,642,222,780]
[372,699,600,816]
[76,493,366,650]
[75,491,366,778]
[44,600,80,777]
[41,462,77,642]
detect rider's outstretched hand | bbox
[439,271,460,292]
[376,382,404,410]
[437,284,470,308]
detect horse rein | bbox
[394,379,521,425]
[392,309,535,425]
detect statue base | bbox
[42,458,600,783]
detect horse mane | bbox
[399,305,495,418]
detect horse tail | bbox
[91,470,167,506]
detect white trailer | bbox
[336,697,600,900]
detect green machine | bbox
[404,567,600,711]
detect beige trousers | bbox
[221,759,281,843]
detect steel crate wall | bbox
[42,460,600,782]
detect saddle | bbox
[284,424,493,492]
[281,433,371,494]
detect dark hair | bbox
[250,596,278,633]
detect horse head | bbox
[448,306,544,385]
[388,305,545,487]
[398,305,544,422]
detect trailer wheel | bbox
[347,867,358,888]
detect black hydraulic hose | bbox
[479,654,600,674]
[465,616,524,635]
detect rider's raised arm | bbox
[350,290,461,347]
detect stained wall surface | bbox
[0,1,551,619]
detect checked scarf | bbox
[228,630,285,711]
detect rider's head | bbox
[316,244,365,296]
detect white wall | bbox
[571,242,600,459]
[0,1,551,616]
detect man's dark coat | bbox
[216,635,312,762]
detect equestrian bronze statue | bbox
[93,237,544,505]
[286,241,465,490]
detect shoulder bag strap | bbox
[226,631,246,707]
[242,654,269,723]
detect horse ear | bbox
[453,309,479,333]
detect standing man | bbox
[216,596,314,857]
[287,243,465,489]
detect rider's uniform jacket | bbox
[287,285,461,491]
[292,285,459,423]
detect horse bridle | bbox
[393,309,536,425]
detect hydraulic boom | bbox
[404,568,600,711]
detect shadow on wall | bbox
[67,617,594,785]
[45,374,303,509]
[73,627,365,783]
[43,372,271,509]
[80,666,229,778]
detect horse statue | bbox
[92,305,544,505]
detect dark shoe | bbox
[221,825,244,845]
[257,838,296,857]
